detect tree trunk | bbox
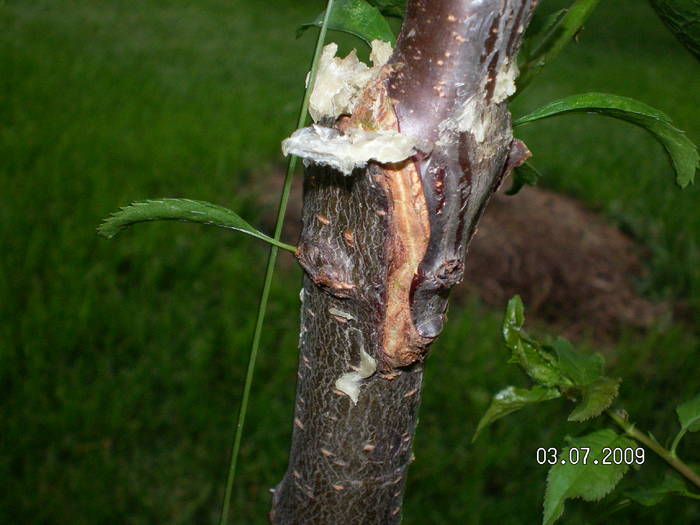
[270,1,537,523]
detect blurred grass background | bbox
[1,0,699,523]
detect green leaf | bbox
[98,198,296,252]
[626,472,690,506]
[297,0,396,47]
[367,0,405,18]
[547,338,618,421]
[677,392,700,432]
[505,161,543,195]
[543,429,636,525]
[473,386,561,442]
[503,295,526,343]
[503,296,565,387]
[513,93,699,187]
[567,377,621,422]
[650,0,700,61]
[518,0,602,91]
[551,338,604,386]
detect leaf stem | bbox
[607,409,700,491]
[670,427,688,458]
[217,2,335,524]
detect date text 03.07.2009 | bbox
[536,447,645,466]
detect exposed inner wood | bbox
[378,159,431,368]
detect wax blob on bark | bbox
[308,40,393,122]
[334,347,377,405]
[282,124,423,175]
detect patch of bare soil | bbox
[249,170,664,338]
[461,186,665,337]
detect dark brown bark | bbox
[270,1,537,523]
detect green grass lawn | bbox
[1,0,699,523]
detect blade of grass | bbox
[218,1,336,523]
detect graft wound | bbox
[348,74,431,369]
[293,44,433,370]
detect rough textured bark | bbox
[270,1,537,523]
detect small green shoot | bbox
[477,297,700,524]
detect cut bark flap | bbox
[504,138,532,175]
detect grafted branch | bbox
[390,0,535,344]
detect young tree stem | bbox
[271,2,538,523]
